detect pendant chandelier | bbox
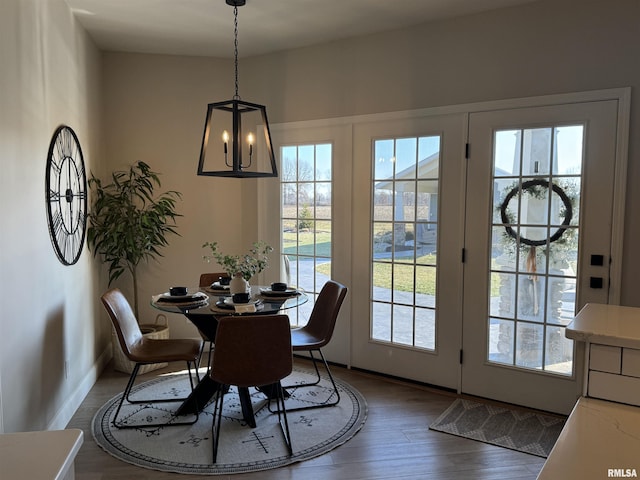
[197,0,277,178]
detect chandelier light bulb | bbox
[222,130,229,155]
[247,132,254,157]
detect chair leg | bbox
[112,361,199,429]
[206,342,214,374]
[197,341,205,366]
[211,383,292,462]
[112,363,141,428]
[211,385,227,463]
[283,349,341,411]
[274,382,293,455]
[301,350,323,386]
[197,341,214,373]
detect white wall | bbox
[0,0,107,433]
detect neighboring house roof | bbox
[375,152,440,193]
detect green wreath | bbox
[499,179,573,247]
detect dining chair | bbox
[197,272,227,371]
[199,272,227,289]
[209,314,293,463]
[101,288,202,429]
[286,280,348,411]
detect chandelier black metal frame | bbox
[197,0,277,178]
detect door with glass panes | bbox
[462,100,621,414]
[266,93,625,412]
[350,114,467,389]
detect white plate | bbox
[224,297,261,306]
[259,287,299,297]
[159,292,207,302]
[205,286,231,294]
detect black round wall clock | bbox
[45,125,88,265]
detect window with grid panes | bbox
[280,143,332,326]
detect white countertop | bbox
[0,428,83,480]
[537,397,640,479]
[565,303,640,349]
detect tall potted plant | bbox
[87,161,182,318]
[88,161,181,373]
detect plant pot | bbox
[113,314,170,374]
[229,274,250,295]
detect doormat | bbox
[91,367,367,475]
[429,398,565,457]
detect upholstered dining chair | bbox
[209,314,293,463]
[199,272,227,289]
[101,288,202,429]
[286,280,347,411]
[197,272,227,371]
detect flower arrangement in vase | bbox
[203,241,273,292]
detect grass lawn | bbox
[284,230,438,294]
[283,229,503,297]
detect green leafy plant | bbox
[87,161,181,318]
[203,241,273,281]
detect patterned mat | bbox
[429,398,566,457]
[92,367,367,475]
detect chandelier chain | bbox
[233,5,240,99]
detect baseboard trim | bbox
[48,344,113,431]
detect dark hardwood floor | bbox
[67,359,547,479]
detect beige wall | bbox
[0,0,105,433]
[103,0,640,334]
[249,0,640,304]
[2,0,639,433]
[100,52,266,339]
[247,0,639,123]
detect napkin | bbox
[234,304,256,313]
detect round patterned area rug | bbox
[92,367,367,475]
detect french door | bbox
[462,99,622,414]
[265,90,627,414]
[351,114,466,389]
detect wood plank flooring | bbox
[67,359,547,479]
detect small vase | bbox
[229,273,249,295]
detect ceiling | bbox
[66,0,537,58]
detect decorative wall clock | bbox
[45,125,87,265]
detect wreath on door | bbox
[498,178,577,316]
[499,178,574,246]
[498,178,578,274]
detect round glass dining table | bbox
[152,285,308,341]
[150,285,308,425]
